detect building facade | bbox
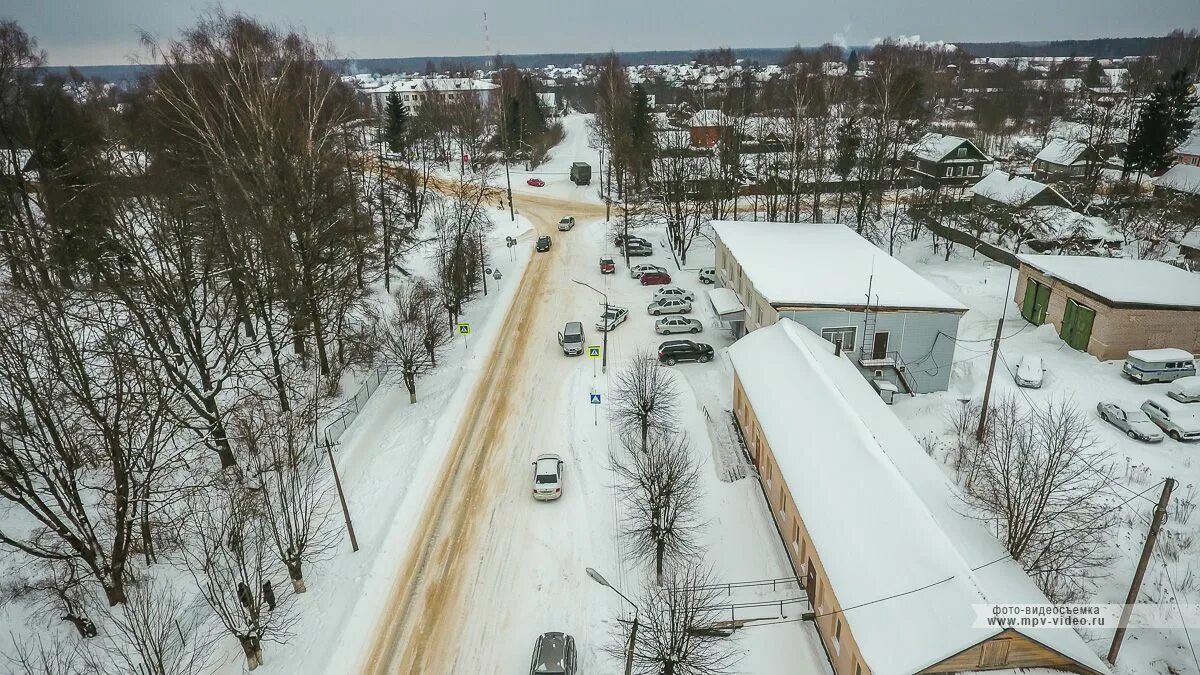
[904,133,992,189]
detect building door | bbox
[1021,280,1050,325]
[1061,299,1095,352]
[872,332,889,360]
[978,639,1010,666]
[805,561,817,608]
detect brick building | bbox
[1015,255,1200,360]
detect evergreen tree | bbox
[384,91,410,155]
[1083,58,1105,87]
[847,50,860,76]
[625,84,654,188]
[1127,69,1197,175]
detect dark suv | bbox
[658,339,714,365]
[529,632,577,675]
[536,235,552,252]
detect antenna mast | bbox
[483,12,493,72]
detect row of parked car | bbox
[1101,350,1199,443]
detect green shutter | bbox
[1021,282,1038,322]
[1062,299,1095,352]
[1034,283,1050,325]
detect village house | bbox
[903,132,992,190]
[1154,163,1200,202]
[1032,139,1105,182]
[970,169,1071,210]
[710,221,967,393]
[1176,133,1200,167]
[728,319,1110,675]
[688,109,732,148]
[359,77,498,113]
[1015,254,1200,360]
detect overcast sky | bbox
[6,0,1200,67]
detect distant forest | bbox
[46,34,1196,82]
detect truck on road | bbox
[570,162,591,186]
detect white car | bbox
[532,454,564,500]
[1168,375,1200,403]
[652,286,697,303]
[1097,401,1164,442]
[656,316,703,335]
[557,216,575,231]
[1013,355,1045,388]
[699,268,717,284]
[647,298,692,316]
[630,264,667,279]
[595,306,629,332]
[1141,399,1200,442]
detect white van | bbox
[1168,375,1200,404]
[557,321,585,356]
[1123,348,1197,384]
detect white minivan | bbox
[1123,348,1196,384]
[557,321,585,356]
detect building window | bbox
[944,166,952,177]
[779,486,787,516]
[834,617,842,652]
[820,327,857,351]
[956,147,967,158]
[855,663,863,675]
[792,523,802,552]
[967,164,977,175]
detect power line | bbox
[1154,546,1200,673]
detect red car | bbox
[526,178,545,187]
[599,256,615,274]
[640,271,672,286]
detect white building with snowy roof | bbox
[728,319,1110,675]
[358,77,498,113]
[711,220,967,393]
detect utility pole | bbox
[976,266,1015,443]
[325,441,359,552]
[1108,477,1175,665]
[479,231,488,296]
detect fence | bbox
[912,207,1021,268]
[322,366,390,449]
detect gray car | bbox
[529,632,577,675]
[1141,399,1200,441]
[647,297,692,316]
[656,316,703,335]
[1097,401,1164,442]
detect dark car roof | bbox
[533,632,571,673]
[661,340,711,351]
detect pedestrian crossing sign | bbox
[456,323,471,335]
[588,345,602,359]
[589,393,602,405]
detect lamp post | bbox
[572,280,608,374]
[586,567,638,675]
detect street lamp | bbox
[572,279,608,374]
[586,567,638,675]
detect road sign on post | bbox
[589,393,601,404]
[588,346,602,359]
[589,390,601,426]
[456,323,471,335]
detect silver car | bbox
[1141,399,1200,442]
[630,264,667,279]
[1097,401,1163,442]
[647,297,692,316]
[557,216,575,231]
[652,286,697,303]
[656,316,703,335]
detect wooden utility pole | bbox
[1107,477,1175,664]
[974,315,1005,442]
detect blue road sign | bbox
[589,393,602,405]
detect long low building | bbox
[712,220,967,393]
[729,319,1109,675]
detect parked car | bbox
[657,339,714,365]
[536,235,552,252]
[640,271,672,286]
[557,216,575,231]
[526,178,545,187]
[614,234,650,248]
[528,631,577,674]
[557,321,584,356]
[1141,399,1200,441]
[531,455,564,501]
[1123,348,1196,384]
[656,316,703,335]
[630,264,667,279]
[653,286,696,303]
[1168,376,1200,404]
[625,242,654,257]
[599,256,616,274]
[596,306,629,332]
[1013,355,1045,388]
[647,297,692,315]
[699,268,718,284]
[1097,401,1164,442]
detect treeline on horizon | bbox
[43,32,1198,82]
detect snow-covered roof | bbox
[1155,163,1200,196]
[707,287,744,316]
[1035,138,1091,166]
[971,170,1063,207]
[712,221,967,312]
[1127,347,1195,362]
[727,320,1109,675]
[1178,133,1200,157]
[536,92,557,107]
[1024,206,1120,244]
[363,78,498,94]
[1018,254,1200,308]
[689,109,732,128]
[908,132,988,163]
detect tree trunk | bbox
[405,371,417,404]
[140,511,156,565]
[239,636,264,670]
[288,561,307,594]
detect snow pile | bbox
[1017,254,1200,308]
[711,221,967,312]
[727,319,1108,675]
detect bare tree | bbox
[179,478,294,670]
[612,431,703,584]
[611,350,680,453]
[4,632,85,675]
[92,575,212,675]
[960,394,1115,602]
[377,280,451,402]
[614,563,739,675]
